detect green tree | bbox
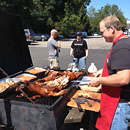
[55,0,91,36]
[87,4,127,35]
[87,6,98,34]
[0,0,91,35]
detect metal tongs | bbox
[71,76,91,86]
[71,80,90,83]
[71,80,90,87]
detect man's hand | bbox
[95,69,103,77]
[89,77,101,87]
[71,54,74,58]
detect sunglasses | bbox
[100,27,110,35]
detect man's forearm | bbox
[57,41,61,48]
[86,49,88,57]
[99,70,130,87]
[70,48,73,56]
[90,69,130,87]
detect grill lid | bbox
[0,11,33,79]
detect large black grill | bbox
[0,72,84,130]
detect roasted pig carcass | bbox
[37,70,63,82]
[16,70,83,99]
[27,82,67,98]
[37,70,82,82]
[34,75,69,91]
[64,71,83,81]
[17,75,69,98]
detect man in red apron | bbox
[89,16,130,130]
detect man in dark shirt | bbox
[89,16,130,130]
[70,32,88,69]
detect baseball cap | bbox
[76,32,82,36]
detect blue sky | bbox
[87,0,130,19]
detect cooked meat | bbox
[0,81,14,92]
[16,70,83,98]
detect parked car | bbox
[67,33,76,38]
[34,33,44,41]
[58,34,64,39]
[68,32,87,38]
[44,33,50,41]
[81,32,87,38]
[93,33,98,36]
[24,29,35,44]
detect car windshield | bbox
[24,31,28,34]
[30,30,35,35]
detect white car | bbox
[93,33,98,36]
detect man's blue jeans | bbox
[73,57,86,69]
[110,102,130,130]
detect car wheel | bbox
[27,41,31,45]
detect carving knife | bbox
[80,97,92,107]
[73,98,84,112]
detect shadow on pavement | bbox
[60,39,74,42]
[30,43,41,46]
[87,36,102,39]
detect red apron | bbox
[96,33,125,130]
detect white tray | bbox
[80,85,101,92]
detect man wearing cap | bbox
[70,32,88,69]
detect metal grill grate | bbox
[1,91,59,106]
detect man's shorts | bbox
[48,58,59,68]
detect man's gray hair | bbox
[100,16,122,31]
[51,29,58,34]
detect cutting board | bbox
[67,90,101,112]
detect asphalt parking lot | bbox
[29,36,113,70]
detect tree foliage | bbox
[0,1,127,36]
[87,4,127,35]
[0,0,91,35]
